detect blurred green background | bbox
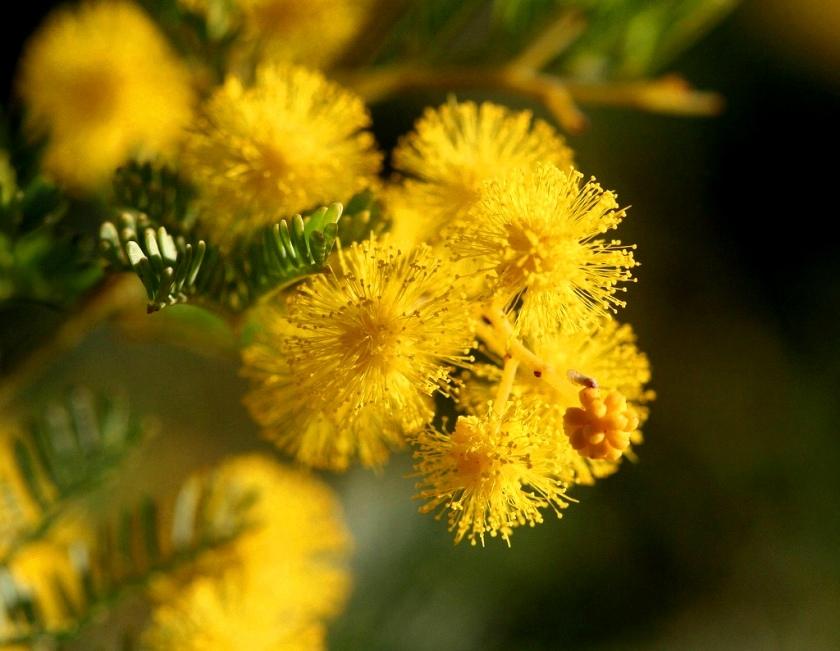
[3,1,840,649]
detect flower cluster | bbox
[237,95,649,545]
[13,0,654,582]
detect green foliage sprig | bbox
[1,388,147,564]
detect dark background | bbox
[3,2,839,649]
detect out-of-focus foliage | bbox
[0,458,255,646]
[0,388,146,562]
[0,117,101,308]
[367,0,736,77]
[496,0,739,77]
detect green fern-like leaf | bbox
[0,388,147,564]
[0,467,255,646]
[100,203,345,314]
[234,202,342,299]
[100,210,206,313]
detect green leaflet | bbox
[100,203,347,314]
[100,211,206,313]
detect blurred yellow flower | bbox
[143,454,350,650]
[242,236,474,470]
[17,0,193,189]
[182,64,381,247]
[388,100,574,248]
[240,0,373,67]
[414,400,575,546]
[456,162,637,337]
[2,518,91,641]
[142,575,327,651]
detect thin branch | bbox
[564,74,724,116]
[338,65,588,133]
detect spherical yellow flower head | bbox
[242,236,475,470]
[461,321,652,484]
[17,0,193,189]
[182,64,381,248]
[237,0,373,67]
[388,100,574,248]
[144,454,350,650]
[414,401,575,546]
[532,321,652,482]
[564,387,640,461]
[142,575,327,651]
[457,162,637,337]
[207,454,351,613]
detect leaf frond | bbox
[0,388,148,564]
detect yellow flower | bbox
[17,0,193,189]
[464,320,653,484]
[242,236,475,470]
[388,100,574,248]
[239,0,373,68]
[182,64,381,248]
[143,454,350,651]
[142,575,327,651]
[414,400,574,546]
[456,162,637,336]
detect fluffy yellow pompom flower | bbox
[465,320,652,484]
[242,236,475,471]
[182,64,381,248]
[388,100,574,248]
[143,454,350,650]
[414,401,574,546]
[143,575,327,651]
[17,0,193,189]
[456,162,637,336]
[238,0,373,67]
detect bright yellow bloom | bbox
[17,0,193,189]
[182,64,380,248]
[464,320,653,484]
[456,162,637,336]
[388,100,574,248]
[414,400,574,546]
[143,454,350,650]
[242,236,475,470]
[142,575,327,651]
